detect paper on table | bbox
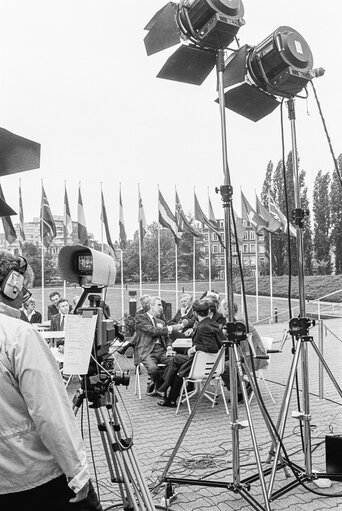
[63,314,98,375]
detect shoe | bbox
[157,399,177,408]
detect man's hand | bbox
[184,328,193,337]
[187,346,196,357]
[172,324,183,332]
[166,346,175,357]
[69,480,89,503]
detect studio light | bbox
[221,26,315,121]
[144,0,245,85]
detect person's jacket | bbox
[0,305,89,494]
[133,312,172,366]
[20,310,42,324]
[191,316,225,353]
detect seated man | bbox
[157,298,225,408]
[168,293,195,341]
[49,298,70,348]
[47,291,60,320]
[133,296,183,395]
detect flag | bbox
[241,191,268,232]
[77,185,88,245]
[268,195,297,237]
[63,185,72,242]
[208,197,219,228]
[0,184,17,245]
[101,191,116,256]
[40,185,56,247]
[19,182,25,247]
[159,190,182,244]
[233,211,246,245]
[138,188,147,241]
[119,188,127,250]
[194,192,224,248]
[256,195,282,233]
[175,189,200,237]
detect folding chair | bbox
[176,351,229,415]
[134,363,166,399]
[248,336,276,405]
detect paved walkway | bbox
[67,319,342,511]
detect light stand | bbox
[73,375,157,511]
[265,98,342,501]
[158,50,272,511]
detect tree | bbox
[330,158,342,274]
[312,170,331,274]
[22,242,58,286]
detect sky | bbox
[0,0,341,243]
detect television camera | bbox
[58,245,128,384]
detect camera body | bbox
[58,246,125,378]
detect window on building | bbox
[213,233,218,241]
[250,244,255,253]
[213,245,218,253]
[243,244,248,253]
[250,257,256,266]
[243,231,248,240]
[249,230,255,240]
[259,245,265,254]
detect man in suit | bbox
[49,298,70,347]
[47,291,61,320]
[168,293,195,341]
[20,298,42,324]
[157,298,225,407]
[134,296,183,394]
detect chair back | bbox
[188,351,224,380]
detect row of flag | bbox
[0,182,296,255]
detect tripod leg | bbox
[309,338,342,398]
[267,338,304,497]
[112,392,157,511]
[232,344,271,511]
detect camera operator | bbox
[0,250,102,510]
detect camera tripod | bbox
[72,373,157,511]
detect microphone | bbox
[308,67,325,79]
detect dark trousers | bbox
[0,475,102,511]
[159,354,192,402]
[142,344,171,388]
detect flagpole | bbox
[138,184,143,296]
[121,249,124,318]
[41,180,45,322]
[100,182,104,253]
[269,232,273,322]
[193,187,196,299]
[63,180,67,299]
[207,187,212,290]
[255,229,259,322]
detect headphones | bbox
[1,256,30,301]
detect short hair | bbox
[139,294,150,312]
[147,296,162,309]
[0,250,32,289]
[57,298,69,307]
[180,293,192,302]
[49,291,60,300]
[220,298,238,316]
[23,297,36,309]
[192,299,211,317]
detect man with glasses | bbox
[0,250,102,510]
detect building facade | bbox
[200,219,266,279]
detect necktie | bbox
[60,315,65,330]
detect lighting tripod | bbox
[158,50,276,511]
[72,373,157,511]
[264,97,342,501]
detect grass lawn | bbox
[30,275,342,326]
